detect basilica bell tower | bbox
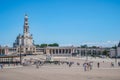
[24,14,29,37]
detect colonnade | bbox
[49,49,73,54]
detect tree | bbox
[81,45,88,48]
[48,43,59,47]
[40,44,48,48]
[112,45,117,49]
[35,43,59,48]
[91,46,97,48]
[102,50,109,57]
[35,44,40,47]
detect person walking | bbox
[36,61,39,69]
[97,62,100,68]
[111,62,114,67]
[118,62,120,67]
[86,63,89,71]
[83,63,87,71]
[1,64,3,69]
[89,62,93,70]
[0,64,1,69]
[0,64,3,69]
[77,62,80,66]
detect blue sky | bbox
[0,0,120,47]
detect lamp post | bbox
[86,48,88,61]
[115,45,117,63]
[20,45,22,65]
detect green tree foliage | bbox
[48,43,59,47]
[91,46,98,48]
[35,44,40,47]
[81,45,88,48]
[35,43,59,48]
[112,45,117,49]
[102,50,109,56]
[40,44,48,48]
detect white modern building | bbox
[109,42,120,57]
[117,42,120,57]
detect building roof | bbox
[46,46,74,49]
[0,55,19,58]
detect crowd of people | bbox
[83,62,93,71]
[1,58,120,71]
[0,64,3,69]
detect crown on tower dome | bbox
[25,14,28,18]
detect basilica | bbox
[13,14,36,54]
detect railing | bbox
[0,55,20,64]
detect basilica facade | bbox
[13,14,36,54]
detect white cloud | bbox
[59,41,118,47]
[80,41,118,47]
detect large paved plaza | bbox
[0,65,120,80]
[0,57,120,80]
